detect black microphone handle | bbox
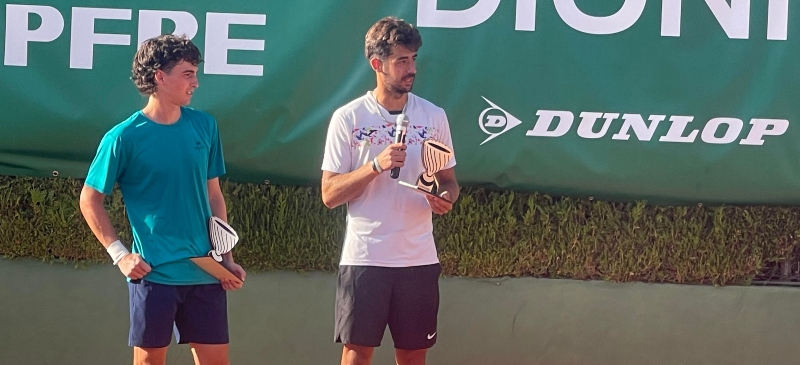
[390,129,406,179]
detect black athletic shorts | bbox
[334,264,441,350]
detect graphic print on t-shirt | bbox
[352,124,439,148]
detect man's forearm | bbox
[207,177,228,221]
[435,168,460,202]
[321,163,378,209]
[209,197,228,221]
[439,180,460,202]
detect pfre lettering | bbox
[3,5,267,76]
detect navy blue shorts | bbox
[335,264,441,350]
[128,280,228,348]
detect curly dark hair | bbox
[131,34,202,95]
[364,17,422,61]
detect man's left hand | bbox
[426,191,453,215]
[220,260,246,291]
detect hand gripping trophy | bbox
[399,139,453,202]
[189,216,243,284]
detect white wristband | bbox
[372,157,383,174]
[106,240,130,265]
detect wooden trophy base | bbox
[190,257,243,285]
[398,180,452,204]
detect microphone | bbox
[391,113,409,179]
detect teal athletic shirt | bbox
[85,107,225,285]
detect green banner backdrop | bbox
[1,1,798,204]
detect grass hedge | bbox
[1,175,797,285]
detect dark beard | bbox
[388,75,414,95]
[389,83,412,95]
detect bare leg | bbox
[133,346,168,365]
[341,344,375,365]
[190,343,230,365]
[395,348,428,365]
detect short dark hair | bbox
[364,17,422,61]
[131,34,202,95]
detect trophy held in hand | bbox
[190,216,244,284]
[398,139,453,203]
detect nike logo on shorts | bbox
[427,332,436,340]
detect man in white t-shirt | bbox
[321,16,459,365]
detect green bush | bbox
[1,175,796,285]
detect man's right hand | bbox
[117,254,151,280]
[374,142,407,172]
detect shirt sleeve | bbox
[84,133,126,194]
[321,111,352,174]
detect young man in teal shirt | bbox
[79,34,245,365]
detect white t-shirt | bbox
[321,91,456,267]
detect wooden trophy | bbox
[190,216,244,285]
[398,139,453,203]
